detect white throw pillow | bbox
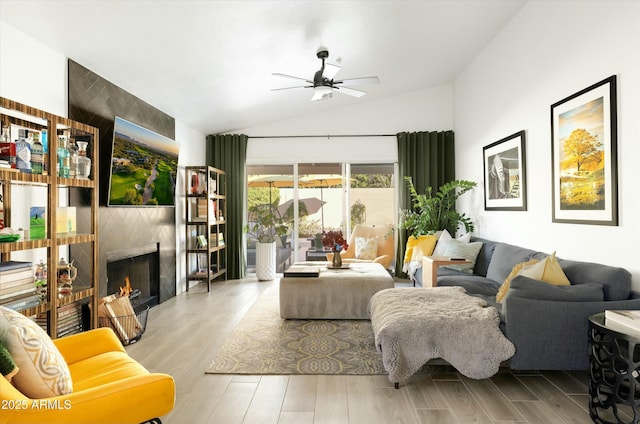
[432,229,471,257]
[0,306,73,398]
[442,240,483,273]
[355,237,378,260]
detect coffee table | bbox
[279,262,394,319]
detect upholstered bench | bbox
[280,262,394,319]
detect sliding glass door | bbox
[245,162,396,274]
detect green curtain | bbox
[206,134,248,280]
[395,131,455,277]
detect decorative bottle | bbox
[15,136,31,173]
[30,132,44,175]
[68,138,78,178]
[76,141,91,179]
[57,135,70,177]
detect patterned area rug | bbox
[205,286,386,375]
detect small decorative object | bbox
[483,131,527,211]
[551,75,618,225]
[29,206,46,240]
[68,138,78,178]
[15,136,30,173]
[331,244,343,268]
[57,258,77,293]
[190,173,199,194]
[30,132,44,175]
[57,135,70,177]
[34,259,47,300]
[76,141,91,179]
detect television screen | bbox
[107,116,179,206]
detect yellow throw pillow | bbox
[496,259,539,303]
[0,306,73,398]
[355,237,378,260]
[403,235,438,263]
[518,252,570,286]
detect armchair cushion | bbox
[355,236,378,260]
[0,306,72,398]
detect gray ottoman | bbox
[279,262,394,319]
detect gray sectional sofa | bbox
[413,237,640,370]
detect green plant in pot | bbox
[399,177,477,238]
[245,204,288,280]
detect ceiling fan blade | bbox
[272,73,313,84]
[334,76,380,86]
[271,85,312,91]
[322,63,341,80]
[335,85,366,98]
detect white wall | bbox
[454,1,640,287]
[0,21,207,294]
[240,83,453,163]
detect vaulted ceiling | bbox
[0,0,526,134]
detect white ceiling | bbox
[0,0,526,135]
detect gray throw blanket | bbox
[369,287,515,382]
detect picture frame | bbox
[483,130,527,211]
[551,75,618,225]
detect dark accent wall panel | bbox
[67,59,176,303]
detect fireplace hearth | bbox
[106,243,160,309]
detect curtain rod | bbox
[248,134,397,139]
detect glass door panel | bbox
[246,165,294,273]
[349,164,395,230]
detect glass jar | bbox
[68,138,78,178]
[76,141,91,179]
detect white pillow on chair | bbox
[355,237,378,260]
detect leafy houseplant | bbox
[245,204,288,243]
[400,177,477,238]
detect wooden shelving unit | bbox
[0,97,99,338]
[184,166,227,291]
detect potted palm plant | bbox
[400,177,477,238]
[245,204,288,281]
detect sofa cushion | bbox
[496,259,540,303]
[518,252,570,286]
[470,237,497,277]
[442,240,483,273]
[437,275,501,297]
[0,306,73,398]
[505,276,604,302]
[486,243,546,283]
[432,230,471,257]
[558,259,631,301]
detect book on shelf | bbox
[0,284,36,301]
[196,234,208,248]
[2,294,41,311]
[0,260,32,273]
[0,268,34,284]
[605,310,640,334]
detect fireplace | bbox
[106,243,160,309]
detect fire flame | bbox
[119,277,132,297]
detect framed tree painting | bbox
[551,75,618,225]
[483,130,527,211]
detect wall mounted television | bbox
[107,116,179,206]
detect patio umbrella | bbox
[277,197,326,220]
[248,175,299,204]
[299,175,346,232]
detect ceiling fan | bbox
[272,48,380,101]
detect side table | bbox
[420,256,472,287]
[588,312,640,424]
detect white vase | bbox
[256,241,276,281]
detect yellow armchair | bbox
[326,224,395,269]
[0,327,175,424]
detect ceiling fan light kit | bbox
[273,48,379,101]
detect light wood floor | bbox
[126,277,593,424]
